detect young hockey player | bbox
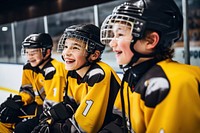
[100,0,200,132]
[0,33,66,133]
[32,24,121,133]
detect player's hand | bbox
[0,95,24,123]
[39,99,78,125]
[31,122,50,133]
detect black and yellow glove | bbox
[0,94,24,123]
[32,96,78,133]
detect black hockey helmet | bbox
[22,33,53,49]
[58,24,105,56]
[21,33,53,65]
[101,0,183,49]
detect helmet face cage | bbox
[101,14,145,46]
[21,47,45,64]
[57,34,66,53]
[57,33,87,53]
[58,30,104,55]
[21,42,48,58]
[21,47,45,56]
[101,0,183,50]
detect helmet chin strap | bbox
[121,39,156,69]
[37,55,51,68]
[76,60,91,71]
[36,50,51,68]
[75,53,93,71]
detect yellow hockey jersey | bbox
[0,58,67,132]
[114,59,200,133]
[66,61,121,133]
[19,58,66,109]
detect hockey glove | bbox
[35,119,79,133]
[60,118,81,133]
[0,95,24,123]
[33,118,81,133]
[40,101,77,125]
[31,121,50,133]
[40,96,78,124]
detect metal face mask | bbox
[101,14,145,47]
[57,31,88,53]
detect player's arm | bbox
[71,68,120,132]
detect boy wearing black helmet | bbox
[0,33,66,133]
[32,24,121,133]
[100,0,200,133]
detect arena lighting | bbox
[2,26,8,31]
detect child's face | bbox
[62,38,87,70]
[109,23,133,65]
[24,48,43,67]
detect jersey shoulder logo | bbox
[86,68,105,86]
[44,67,55,76]
[144,77,170,107]
[43,67,56,80]
[87,68,104,79]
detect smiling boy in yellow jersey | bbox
[99,0,200,133]
[32,24,121,133]
[0,33,66,133]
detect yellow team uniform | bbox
[66,61,121,133]
[0,58,66,132]
[0,123,14,133]
[20,58,66,109]
[114,59,200,133]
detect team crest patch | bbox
[87,68,104,79]
[44,67,55,76]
